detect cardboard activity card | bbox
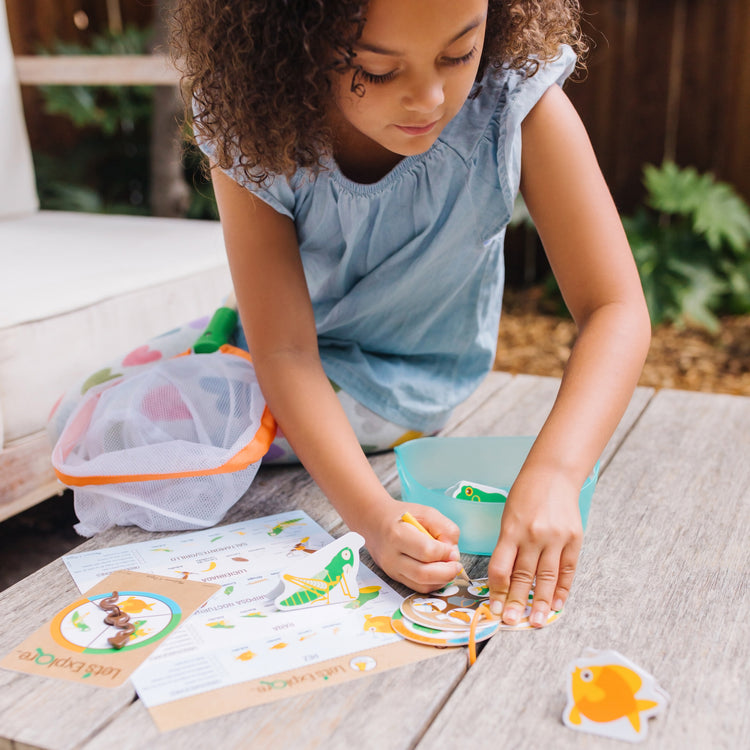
[0,570,219,687]
[60,511,443,730]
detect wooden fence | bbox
[7,0,750,211]
[567,0,750,210]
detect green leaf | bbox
[666,257,727,332]
[40,183,104,213]
[720,259,750,313]
[625,162,750,328]
[691,180,750,254]
[644,162,750,255]
[644,162,704,216]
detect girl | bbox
[171,0,651,628]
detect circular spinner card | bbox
[51,591,181,654]
[400,578,491,632]
[390,608,499,647]
[402,578,562,632]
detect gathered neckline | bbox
[327,139,448,195]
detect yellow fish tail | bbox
[627,700,658,731]
[628,699,659,731]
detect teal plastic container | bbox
[394,436,599,555]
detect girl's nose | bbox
[401,72,445,113]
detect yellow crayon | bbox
[400,512,472,585]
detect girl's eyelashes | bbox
[358,46,478,85]
[442,46,478,67]
[359,68,398,85]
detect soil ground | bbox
[495,288,750,397]
[2,290,748,592]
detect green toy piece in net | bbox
[193,305,239,353]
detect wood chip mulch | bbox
[494,288,750,397]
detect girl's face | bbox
[330,0,488,161]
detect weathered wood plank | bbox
[14,54,179,86]
[417,389,750,749]
[0,432,62,522]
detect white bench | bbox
[0,0,230,519]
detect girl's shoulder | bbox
[440,45,578,161]
[207,46,578,213]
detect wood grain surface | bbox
[2,377,747,749]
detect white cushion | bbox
[0,211,231,445]
[0,0,38,217]
[1,211,229,328]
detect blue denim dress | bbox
[205,47,576,432]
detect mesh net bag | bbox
[52,345,275,536]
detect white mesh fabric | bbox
[72,468,260,535]
[52,348,271,535]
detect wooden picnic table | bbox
[1,372,748,749]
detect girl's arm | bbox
[211,168,462,591]
[487,84,652,626]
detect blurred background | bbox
[6,0,750,323]
[6,1,750,226]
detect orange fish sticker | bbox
[363,614,394,634]
[117,597,155,615]
[563,649,668,741]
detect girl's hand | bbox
[362,500,462,593]
[487,468,583,627]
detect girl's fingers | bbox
[551,539,581,612]
[487,537,520,617]
[527,547,561,628]
[398,511,460,563]
[497,549,539,626]
[397,557,464,593]
[411,505,461,546]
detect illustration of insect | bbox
[72,610,90,632]
[287,536,317,556]
[207,620,234,629]
[278,547,356,607]
[344,585,382,609]
[268,518,304,536]
[130,620,148,640]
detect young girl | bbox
[173,0,649,628]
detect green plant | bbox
[624,162,750,332]
[34,27,154,214]
[38,27,154,136]
[33,27,217,220]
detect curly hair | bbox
[171,1,586,185]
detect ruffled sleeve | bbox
[498,44,578,205]
[194,120,296,220]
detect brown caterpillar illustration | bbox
[98,591,135,649]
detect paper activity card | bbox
[61,511,421,728]
[0,570,219,687]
